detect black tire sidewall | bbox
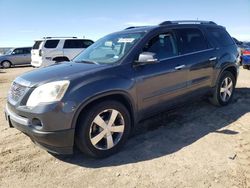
[216,71,236,106]
[76,100,131,158]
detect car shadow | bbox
[52,87,250,168]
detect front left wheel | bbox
[1,61,11,68]
[75,100,131,158]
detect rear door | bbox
[174,28,217,94]
[22,48,31,64]
[31,41,43,63]
[135,30,189,117]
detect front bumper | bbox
[5,104,75,154]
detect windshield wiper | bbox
[75,60,99,65]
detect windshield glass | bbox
[5,49,14,55]
[73,32,145,64]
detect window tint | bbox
[207,27,234,47]
[32,41,42,49]
[83,40,94,48]
[12,48,25,55]
[175,28,208,54]
[44,40,59,48]
[63,39,93,49]
[143,33,178,60]
[23,48,31,54]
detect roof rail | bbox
[159,20,217,26]
[124,26,146,30]
[43,37,77,39]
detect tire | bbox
[75,100,131,158]
[210,71,236,106]
[243,65,249,69]
[1,61,11,68]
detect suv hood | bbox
[15,62,106,87]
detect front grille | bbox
[9,82,27,104]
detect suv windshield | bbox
[5,49,14,55]
[73,32,144,64]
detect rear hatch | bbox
[31,40,43,65]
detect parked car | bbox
[242,48,250,69]
[5,20,239,158]
[0,47,31,68]
[243,42,250,47]
[31,37,94,67]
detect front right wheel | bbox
[210,71,236,106]
[75,100,131,158]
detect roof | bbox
[119,20,221,34]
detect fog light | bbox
[32,118,42,127]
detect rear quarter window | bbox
[63,39,93,49]
[207,27,234,47]
[44,40,59,48]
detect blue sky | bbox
[0,0,249,47]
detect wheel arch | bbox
[1,59,12,65]
[215,64,238,86]
[71,91,136,131]
[52,56,70,62]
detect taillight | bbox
[39,50,42,56]
[243,50,250,56]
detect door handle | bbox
[209,57,217,61]
[175,65,186,70]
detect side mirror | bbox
[135,52,158,66]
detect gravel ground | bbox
[0,66,250,188]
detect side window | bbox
[12,48,24,55]
[64,40,83,48]
[83,40,94,48]
[207,27,234,47]
[44,40,59,48]
[24,48,31,54]
[175,28,208,54]
[63,40,94,49]
[143,33,178,60]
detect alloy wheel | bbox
[89,109,125,150]
[220,77,233,102]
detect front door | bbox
[134,31,189,118]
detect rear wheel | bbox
[210,71,236,106]
[75,100,131,158]
[1,61,11,68]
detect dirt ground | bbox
[0,66,250,188]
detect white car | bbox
[31,37,94,67]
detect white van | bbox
[31,37,94,67]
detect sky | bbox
[0,0,249,47]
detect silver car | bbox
[0,47,31,68]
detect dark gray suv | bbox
[5,21,239,158]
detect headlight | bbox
[26,80,70,107]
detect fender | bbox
[212,52,238,87]
[68,74,137,129]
